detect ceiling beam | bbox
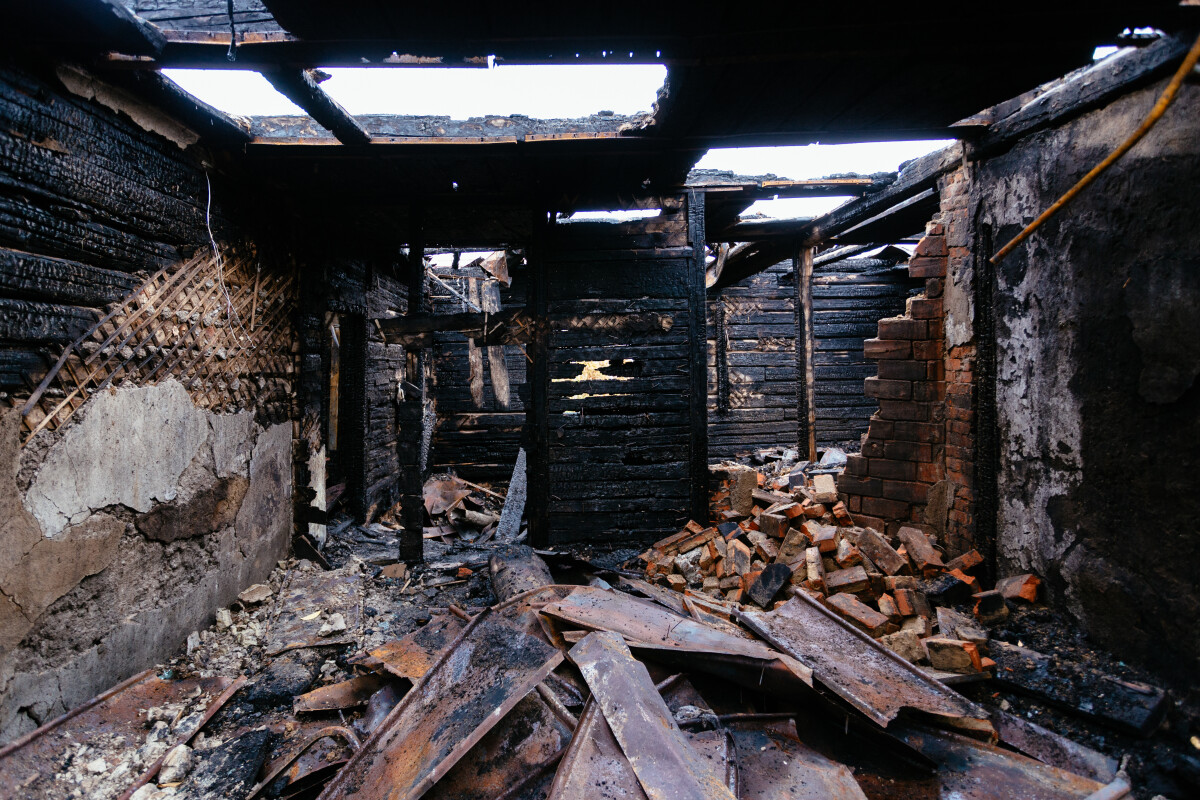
[259,69,371,146]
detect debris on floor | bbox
[2,524,1172,800]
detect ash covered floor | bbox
[1,461,1197,800]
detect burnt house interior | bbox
[1,2,1199,798]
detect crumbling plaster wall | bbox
[0,382,292,744]
[970,75,1200,683]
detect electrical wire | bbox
[990,31,1200,264]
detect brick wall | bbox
[837,166,976,553]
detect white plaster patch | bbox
[24,381,209,538]
[209,411,256,478]
[56,65,201,150]
[307,444,327,548]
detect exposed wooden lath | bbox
[20,252,297,444]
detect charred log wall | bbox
[429,263,528,483]
[968,75,1200,684]
[706,261,799,459]
[812,258,922,448]
[529,209,701,544]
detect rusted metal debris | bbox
[541,585,813,685]
[294,673,393,714]
[738,593,989,728]
[566,631,738,800]
[317,605,564,800]
[891,724,1108,799]
[0,670,237,798]
[266,570,363,655]
[728,719,868,800]
[353,612,466,680]
[10,570,1134,799]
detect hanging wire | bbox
[226,0,238,62]
[204,172,254,348]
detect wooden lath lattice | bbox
[20,252,297,444]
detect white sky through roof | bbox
[163,64,667,118]
[163,67,958,221]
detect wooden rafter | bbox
[260,69,371,146]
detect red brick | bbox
[838,475,883,497]
[851,513,887,531]
[869,458,917,481]
[827,593,890,636]
[862,496,911,519]
[877,360,927,381]
[924,277,944,297]
[912,340,941,360]
[914,235,948,257]
[926,222,945,236]
[884,440,932,462]
[845,454,869,476]
[877,400,931,422]
[908,298,942,319]
[862,440,884,458]
[864,338,911,360]
[916,462,944,483]
[847,494,861,512]
[864,377,911,400]
[883,480,929,504]
[893,421,942,443]
[877,318,927,339]
[912,381,944,402]
[908,257,946,278]
[867,418,895,439]
[927,360,945,381]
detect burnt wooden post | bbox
[397,225,427,563]
[526,213,551,548]
[796,245,817,460]
[687,190,709,523]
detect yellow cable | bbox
[990,31,1200,264]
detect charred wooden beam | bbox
[834,188,939,245]
[711,217,818,243]
[260,69,370,146]
[374,308,530,347]
[94,69,252,147]
[686,190,708,523]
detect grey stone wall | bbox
[970,75,1200,684]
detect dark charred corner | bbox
[0,3,1198,799]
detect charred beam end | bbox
[99,69,251,146]
[260,69,371,146]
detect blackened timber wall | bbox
[429,264,528,483]
[533,209,699,544]
[812,258,921,447]
[706,261,799,459]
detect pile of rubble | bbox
[0,540,1149,800]
[644,463,1048,679]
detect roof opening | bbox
[694,141,956,184]
[317,65,665,117]
[161,69,305,116]
[165,64,667,119]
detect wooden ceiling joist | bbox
[260,69,371,146]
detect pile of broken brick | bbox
[645,466,1049,680]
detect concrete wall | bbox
[0,383,291,743]
[970,75,1200,683]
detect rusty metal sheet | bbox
[355,614,466,680]
[737,595,988,728]
[892,724,1105,799]
[547,697,646,800]
[294,673,392,714]
[317,605,563,800]
[567,631,737,800]
[990,708,1118,784]
[728,718,867,800]
[427,692,572,800]
[267,570,363,655]
[0,671,234,797]
[541,586,812,685]
[548,691,734,799]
